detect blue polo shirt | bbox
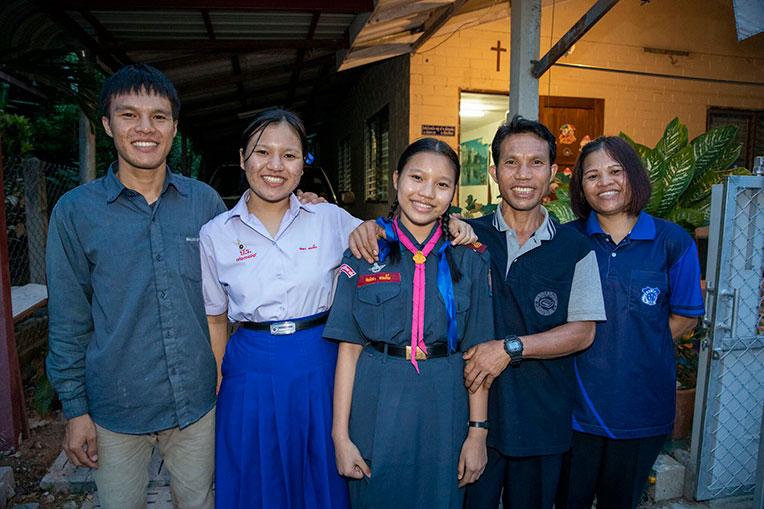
[570,211,704,439]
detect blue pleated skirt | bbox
[215,320,349,509]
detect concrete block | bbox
[0,466,14,508]
[651,453,686,502]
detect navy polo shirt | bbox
[470,211,606,457]
[570,211,704,439]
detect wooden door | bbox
[539,96,605,169]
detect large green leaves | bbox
[656,145,695,216]
[691,126,738,177]
[655,118,689,160]
[546,199,576,224]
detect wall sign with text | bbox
[421,124,456,136]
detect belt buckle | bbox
[405,345,427,361]
[270,321,296,335]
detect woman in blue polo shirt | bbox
[557,136,704,509]
[324,138,494,508]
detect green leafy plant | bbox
[547,118,750,229]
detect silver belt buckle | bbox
[270,321,296,335]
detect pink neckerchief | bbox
[393,218,442,373]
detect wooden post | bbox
[79,110,96,184]
[0,136,29,451]
[509,0,541,120]
[23,158,48,284]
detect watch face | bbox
[507,339,522,353]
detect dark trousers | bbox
[464,447,563,509]
[555,431,667,509]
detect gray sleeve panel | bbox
[567,250,607,322]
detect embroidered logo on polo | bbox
[534,291,558,316]
[339,264,356,278]
[369,262,386,273]
[235,239,257,262]
[357,272,401,287]
[641,287,660,306]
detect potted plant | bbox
[673,326,705,439]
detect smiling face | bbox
[101,91,177,174]
[581,148,632,218]
[240,121,304,210]
[393,151,457,240]
[489,132,557,213]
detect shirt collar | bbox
[492,203,556,241]
[225,190,315,223]
[104,162,188,203]
[584,210,655,240]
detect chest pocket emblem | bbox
[641,287,660,306]
[534,291,558,316]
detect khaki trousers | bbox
[93,407,215,509]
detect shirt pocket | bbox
[628,269,669,317]
[177,234,202,282]
[437,284,471,340]
[352,281,404,341]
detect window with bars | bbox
[337,137,352,194]
[365,106,390,202]
[708,107,764,170]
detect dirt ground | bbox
[1,400,87,509]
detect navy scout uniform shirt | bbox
[324,223,494,351]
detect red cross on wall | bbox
[491,40,507,72]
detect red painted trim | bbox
[0,141,29,450]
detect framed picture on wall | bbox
[460,138,489,186]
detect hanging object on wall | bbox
[559,123,577,144]
[490,40,507,72]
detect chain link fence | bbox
[4,156,78,386]
[694,176,764,500]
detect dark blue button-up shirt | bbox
[46,164,227,433]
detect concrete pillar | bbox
[79,110,96,183]
[509,0,541,121]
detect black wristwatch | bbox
[503,335,524,366]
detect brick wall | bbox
[317,56,410,220]
[410,0,764,147]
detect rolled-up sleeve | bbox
[45,201,93,419]
[199,223,228,316]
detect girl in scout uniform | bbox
[557,136,704,509]
[324,138,495,508]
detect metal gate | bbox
[690,175,764,501]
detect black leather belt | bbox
[369,342,452,361]
[239,313,328,335]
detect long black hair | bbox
[386,137,462,282]
[240,108,309,162]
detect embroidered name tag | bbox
[357,272,401,287]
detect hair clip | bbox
[304,152,315,165]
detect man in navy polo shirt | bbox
[463,116,606,509]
